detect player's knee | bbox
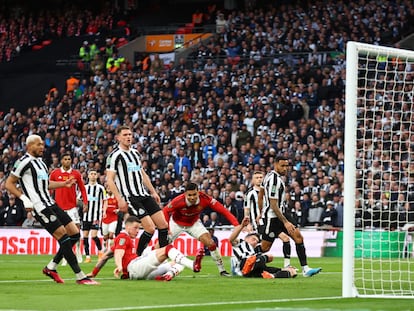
[208,242,217,251]
[71,232,81,243]
[58,234,71,246]
[141,224,156,234]
[281,236,290,242]
[294,236,304,244]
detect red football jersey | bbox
[113,232,137,275]
[163,191,239,227]
[102,195,119,224]
[49,168,88,210]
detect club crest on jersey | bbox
[119,238,126,246]
[13,159,21,168]
[105,156,111,167]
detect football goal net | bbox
[343,41,414,298]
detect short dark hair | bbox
[245,232,260,241]
[60,152,72,160]
[185,182,199,191]
[275,155,289,163]
[125,215,140,224]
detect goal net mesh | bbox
[347,42,414,297]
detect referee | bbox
[5,134,98,284]
[106,125,169,255]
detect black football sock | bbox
[158,228,169,247]
[283,241,291,259]
[53,233,80,264]
[93,236,102,251]
[137,231,153,256]
[58,234,81,273]
[296,243,307,267]
[84,237,90,256]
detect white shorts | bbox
[169,218,208,241]
[128,251,165,280]
[65,207,81,224]
[101,221,117,236]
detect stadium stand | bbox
[0,0,413,230]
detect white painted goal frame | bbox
[343,41,414,298]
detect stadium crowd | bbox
[1,0,414,231]
[0,1,118,62]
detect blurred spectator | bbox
[79,40,94,63]
[174,148,192,180]
[204,212,222,227]
[320,201,338,227]
[22,211,42,228]
[306,193,324,227]
[221,196,239,225]
[3,195,26,226]
[150,53,164,73]
[215,12,227,33]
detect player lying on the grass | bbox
[230,216,297,278]
[88,215,204,281]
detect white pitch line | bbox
[0,296,344,311]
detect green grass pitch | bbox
[0,255,412,311]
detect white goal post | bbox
[343,41,414,298]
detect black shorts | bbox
[82,221,100,231]
[33,204,72,234]
[128,196,161,219]
[260,213,297,243]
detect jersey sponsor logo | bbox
[37,171,49,180]
[127,163,140,172]
[119,238,126,246]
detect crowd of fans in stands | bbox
[1,0,414,230]
[0,2,117,62]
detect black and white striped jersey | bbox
[10,153,55,211]
[243,186,262,231]
[106,147,150,198]
[231,239,258,276]
[261,170,287,219]
[83,183,105,222]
